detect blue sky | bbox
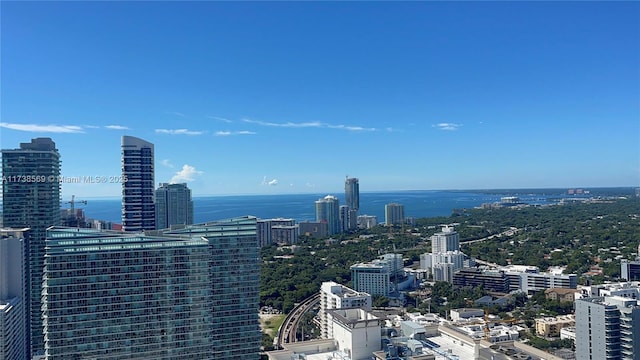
[1,1,638,198]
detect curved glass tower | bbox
[121,136,155,231]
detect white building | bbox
[501,265,577,294]
[430,225,459,253]
[351,263,390,297]
[320,282,371,339]
[384,203,404,226]
[576,295,640,360]
[329,308,382,360]
[357,215,377,229]
[0,229,27,360]
[420,226,469,283]
[351,254,404,296]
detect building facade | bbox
[319,282,371,339]
[384,203,404,226]
[453,268,510,293]
[42,227,213,360]
[575,295,640,360]
[161,216,261,359]
[42,217,261,360]
[430,226,459,253]
[344,177,359,212]
[2,137,60,356]
[0,229,28,360]
[298,221,328,239]
[315,195,340,235]
[350,263,391,297]
[121,136,155,231]
[155,182,193,230]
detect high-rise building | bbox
[319,282,372,339]
[575,295,640,360]
[350,254,404,297]
[430,225,460,253]
[2,137,60,356]
[121,136,155,231]
[0,228,28,360]
[345,177,359,211]
[155,182,194,230]
[42,227,212,360]
[384,203,404,226]
[42,216,261,360]
[315,195,340,235]
[161,216,260,359]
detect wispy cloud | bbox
[161,159,174,168]
[170,164,203,183]
[156,128,205,135]
[168,111,186,117]
[261,176,278,186]
[208,116,233,123]
[104,125,129,130]
[0,122,84,133]
[243,118,375,131]
[433,123,462,131]
[214,130,256,136]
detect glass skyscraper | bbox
[121,136,155,231]
[2,137,60,356]
[41,217,261,359]
[42,227,212,360]
[344,177,359,211]
[155,182,194,230]
[161,216,261,359]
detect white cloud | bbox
[208,116,233,123]
[214,130,256,136]
[169,111,186,117]
[105,125,129,130]
[156,128,205,135]
[170,164,203,183]
[243,118,375,131]
[305,182,315,188]
[261,176,278,186]
[161,159,174,168]
[433,123,462,131]
[0,122,84,133]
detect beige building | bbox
[545,288,579,302]
[535,315,575,337]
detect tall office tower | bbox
[0,229,28,360]
[155,182,194,230]
[162,216,260,359]
[42,227,212,360]
[121,136,155,231]
[345,177,359,211]
[430,225,460,253]
[315,195,341,235]
[384,203,404,226]
[575,295,640,360]
[319,282,371,339]
[2,137,60,356]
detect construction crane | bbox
[66,195,87,214]
[65,195,87,227]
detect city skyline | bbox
[2,2,638,198]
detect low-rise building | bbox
[545,288,580,302]
[453,268,510,293]
[535,315,575,337]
